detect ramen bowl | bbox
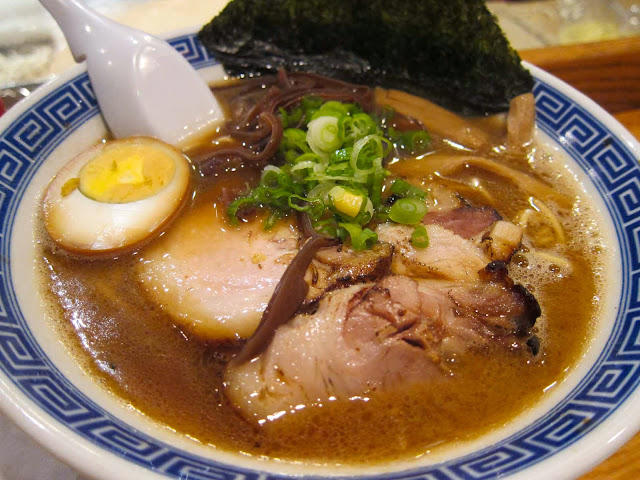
[0,29,639,480]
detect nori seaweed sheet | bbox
[198,0,533,116]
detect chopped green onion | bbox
[288,194,321,214]
[387,127,432,156]
[227,196,257,225]
[264,211,281,230]
[281,128,310,155]
[389,179,428,200]
[398,130,431,155]
[311,100,356,121]
[330,147,351,163]
[370,168,386,208]
[283,96,323,127]
[307,116,343,156]
[351,134,388,174]
[389,197,428,224]
[411,225,430,248]
[339,223,378,251]
[342,113,379,145]
[228,97,431,250]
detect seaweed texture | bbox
[198,0,534,116]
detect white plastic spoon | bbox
[39,0,224,147]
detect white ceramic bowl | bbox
[1,29,639,480]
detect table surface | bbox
[0,1,639,479]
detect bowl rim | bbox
[0,28,640,480]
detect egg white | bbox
[42,137,191,255]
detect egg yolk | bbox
[78,143,177,203]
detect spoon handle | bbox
[39,0,110,62]
[39,0,225,145]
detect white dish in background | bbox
[0,28,639,480]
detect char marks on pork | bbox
[305,242,394,306]
[225,272,540,422]
[222,201,538,422]
[377,223,490,281]
[377,204,524,282]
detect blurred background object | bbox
[556,0,640,44]
[0,0,160,87]
[0,0,60,87]
[0,0,228,90]
[612,0,640,35]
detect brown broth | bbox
[36,94,605,465]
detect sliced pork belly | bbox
[136,206,394,340]
[376,223,490,281]
[305,242,394,304]
[422,205,501,239]
[136,194,520,346]
[482,220,524,262]
[377,205,523,281]
[137,204,300,340]
[225,273,540,423]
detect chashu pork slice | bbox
[377,223,490,281]
[136,210,393,340]
[422,205,502,239]
[225,272,540,423]
[137,203,300,340]
[376,205,522,281]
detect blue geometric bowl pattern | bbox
[0,32,639,480]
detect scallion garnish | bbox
[389,179,428,200]
[388,197,429,225]
[339,223,378,251]
[228,97,431,251]
[388,127,432,156]
[411,224,430,248]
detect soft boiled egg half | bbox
[43,137,191,255]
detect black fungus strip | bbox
[231,214,339,365]
[197,71,373,176]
